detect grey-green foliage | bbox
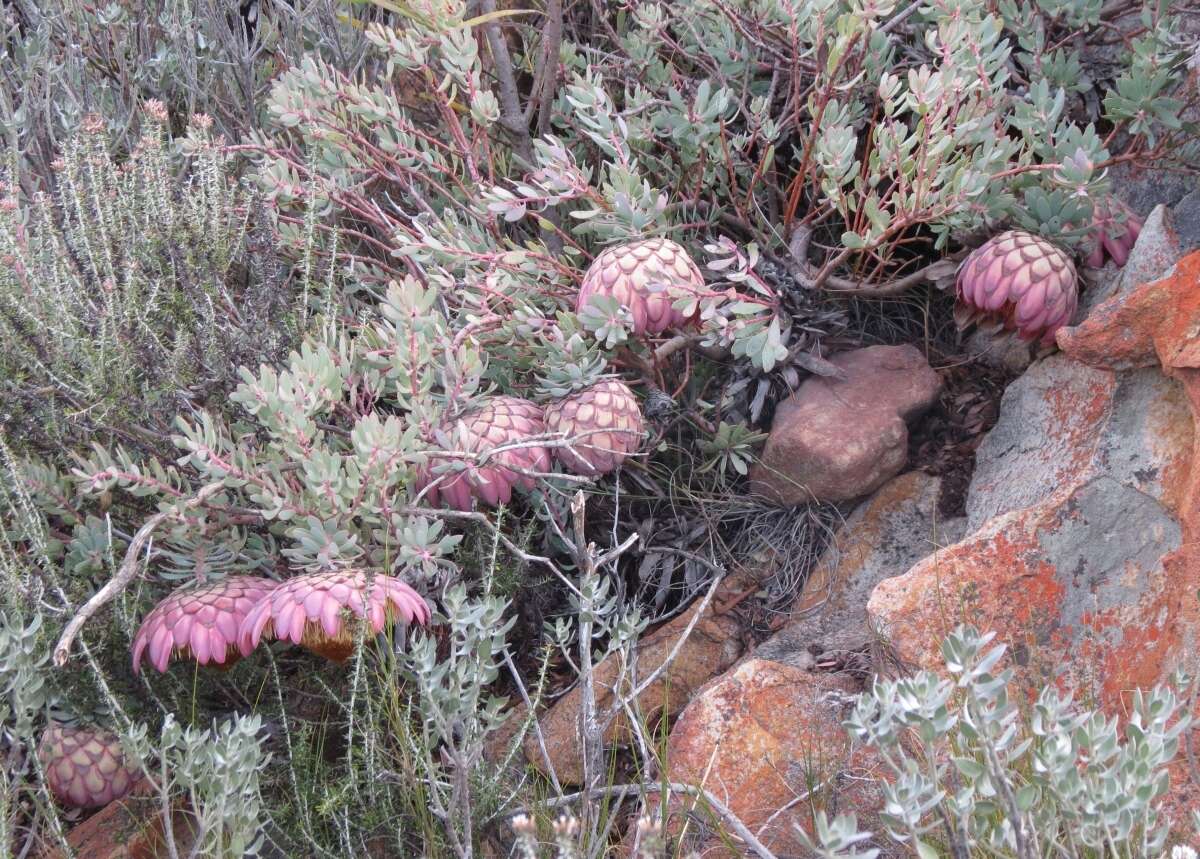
[402,585,515,855]
[0,111,297,457]
[126,713,270,857]
[66,277,482,583]
[696,420,768,477]
[0,610,59,855]
[0,610,50,738]
[0,0,372,171]
[252,0,1197,466]
[802,626,1191,858]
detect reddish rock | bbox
[41,783,195,859]
[869,474,1186,706]
[661,660,883,858]
[749,345,942,505]
[526,579,748,785]
[1059,250,1200,375]
[483,699,531,767]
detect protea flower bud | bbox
[415,396,551,511]
[131,576,279,674]
[238,569,431,662]
[545,379,645,476]
[955,230,1077,345]
[37,723,141,809]
[1084,199,1141,268]
[577,238,703,336]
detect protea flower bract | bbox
[37,723,141,809]
[1085,199,1142,268]
[415,396,550,511]
[544,379,645,476]
[131,575,279,674]
[576,238,703,336]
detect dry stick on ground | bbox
[52,481,227,667]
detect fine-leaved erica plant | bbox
[0,107,298,458]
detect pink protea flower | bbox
[544,379,645,476]
[1084,199,1142,268]
[577,238,703,336]
[238,569,431,662]
[37,723,142,809]
[131,576,279,674]
[415,396,551,511]
[955,230,1078,345]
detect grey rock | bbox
[1038,475,1181,651]
[1171,189,1200,251]
[757,471,967,668]
[963,329,1037,373]
[966,354,1191,530]
[1110,163,1200,219]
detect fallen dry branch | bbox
[52,482,227,667]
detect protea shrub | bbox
[415,396,551,511]
[37,723,142,809]
[132,576,279,674]
[576,238,704,336]
[955,230,1078,345]
[237,569,431,662]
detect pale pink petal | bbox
[172,615,193,648]
[150,625,174,673]
[367,598,386,633]
[211,628,230,664]
[214,612,239,645]
[286,603,308,644]
[190,622,212,664]
[320,596,342,637]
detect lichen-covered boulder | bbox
[758,471,967,669]
[661,660,883,858]
[869,251,1200,714]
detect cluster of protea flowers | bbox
[131,570,431,672]
[414,240,692,511]
[37,722,142,809]
[415,383,646,511]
